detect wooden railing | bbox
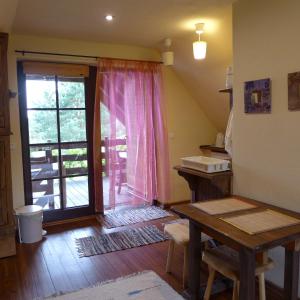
[31,138,127,205]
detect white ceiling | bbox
[0,0,18,32]
[10,0,233,130]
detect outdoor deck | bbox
[33,177,135,210]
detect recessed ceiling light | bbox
[105,15,114,21]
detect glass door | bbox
[19,71,94,221]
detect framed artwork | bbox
[288,72,300,111]
[244,78,271,113]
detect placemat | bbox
[192,198,256,215]
[220,209,300,235]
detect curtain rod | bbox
[14,50,163,64]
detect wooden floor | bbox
[0,217,233,300]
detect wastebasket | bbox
[14,205,44,243]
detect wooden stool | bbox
[202,245,275,300]
[164,220,211,288]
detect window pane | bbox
[28,110,58,144]
[30,145,59,179]
[61,143,88,176]
[59,110,86,142]
[26,75,56,108]
[63,176,89,208]
[32,179,60,210]
[58,77,85,108]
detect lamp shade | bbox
[162,51,174,66]
[193,40,207,60]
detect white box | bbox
[181,156,230,173]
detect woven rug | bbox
[46,270,184,299]
[100,206,173,228]
[76,225,169,257]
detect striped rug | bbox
[100,206,173,229]
[76,225,169,257]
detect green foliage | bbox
[28,79,86,144]
[62,148,87,170]
[100,103,126,139]
[27,78,126,175]
[58,80,85,108]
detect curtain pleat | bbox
[93,58,170,211]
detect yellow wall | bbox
[8,34,217,208]
[233,0,300,291]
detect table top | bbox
[171,196,300,252]
[174,165,233,179]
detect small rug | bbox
[76,225,169,257]
[100,206,173,228]
[46,270,184,299]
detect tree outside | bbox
[27,77,87,171]
[27,78,86,143]
[26,76,126,174]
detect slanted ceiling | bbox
[9,0,233,130]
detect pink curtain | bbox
[94,58,170,210]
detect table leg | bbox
[191,189,198,203]
[239,247,255,300]
[188,221,203,300]
[284,242,300,300]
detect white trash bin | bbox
[14,205,44,243]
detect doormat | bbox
[76,225,169,257]
[99,206,173,228]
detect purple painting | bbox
[244,78,271,113]
[288,72,300,111]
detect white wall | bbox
[7,34,217,209]
[233,0,300,292]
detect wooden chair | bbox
[202,245,275,300]
[103,137,127,194]
[164,220,211,288]
[116,151,127,194]
[31,148,56,209]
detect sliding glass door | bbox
[18,64,95,221]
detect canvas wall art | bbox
[288,72,300,111]
[244,78,271,113]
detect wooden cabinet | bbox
[0,32,15,258]
[0,33,10,135]
[174,166,232,202]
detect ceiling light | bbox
[193,40,207,60]
[193,23,207,60]
[105,15,114,21]
[195,23,204,34]
[162,38,174,66]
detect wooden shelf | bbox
[219,88,232,93]
[200,145,228,154]
[219,88,233,109]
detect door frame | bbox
[17,61,97,222]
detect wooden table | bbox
[174,166,233,202]
[171,196,300,300]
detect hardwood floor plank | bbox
[0,217,235,300]
[41,233,77,294]
[48,233,90,291]
[23,243,56,299]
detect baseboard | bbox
[154,200,190,209]
[265,280,300,300]
[43,214,96,227]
